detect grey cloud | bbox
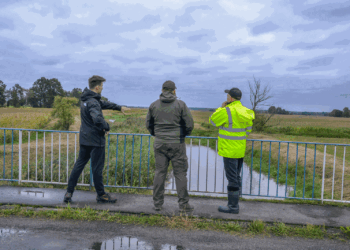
[29,0,71,19]
[185,66,228,76]
[60,30,92,44]
[187,34,207,42]
[31,58,61,66]
[302,2,350,22]
[0,0,25,8]
[287,56,334,71]
[251,21,279,35]
[335,39,350,45]
[175,58,198,65]
[112,55,134,64]
[162,61,172,65]
[187,71,208,75]
[247,64,273,71]
[288,42,321,50]
[134,57,158,63]
[0,17,14,30]
[112,55,160,64]
[302,57,334,67]
[162,29,216,52]
[0,36,26,51]
[169,5,211,31]
[230,47,252,56]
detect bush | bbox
[50,97,78,131]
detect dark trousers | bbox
[67,145,106,196]
[153,142,189,207]
[223,157,244,189]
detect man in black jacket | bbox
[64,75,130,203]
[146,80,194,212]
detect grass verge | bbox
[0,204,348,242]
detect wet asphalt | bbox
[0,185,349,227]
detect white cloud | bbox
[30,43,46,46]
[75,43,122,54]
[145,26,164,36]
[218,0,265,21]
[75,12,90,18]
[108,0,203,10]
[227,28,275,44]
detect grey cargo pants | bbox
[153,142,189,207]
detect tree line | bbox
[0,77,108,108]
[267,106,350,118]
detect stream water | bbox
[165,144,293,199]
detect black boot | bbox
[218,187,239,214]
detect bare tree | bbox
[248,76,282,132]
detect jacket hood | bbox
[159,92,177,103]
[81,87,101,102]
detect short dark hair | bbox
[89,75,106,90]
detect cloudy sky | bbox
[0,0,349,112]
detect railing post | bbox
[18,130,22,185]
[321,145,327,204]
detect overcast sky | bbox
[0,0,349,112]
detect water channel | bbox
[165,144,293,199]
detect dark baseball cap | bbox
[162,80,177,90]
[225,88,242,100]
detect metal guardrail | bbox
[0,128,349,203]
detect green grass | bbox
[0,204,348,241]
[264,126,350,139]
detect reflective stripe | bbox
[246,126,252,130]
[218,134,246,140]
[246,132,250,135]
[210,119,217,127]
[219,126,246,132]
[225,107,232,128]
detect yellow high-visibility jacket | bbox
[209,101,255,158]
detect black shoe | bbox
[218,189,239,214]
[63,192,73,203]
[96,193,117,203]
[179,203,194,212]
[153,205,162,211]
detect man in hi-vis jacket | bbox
[209,88,255,214]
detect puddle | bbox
[85,235,189,250]
[165,144,293,199]
[0,228,28,238]
[18,190,47,198]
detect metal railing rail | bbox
[1,127,349,203]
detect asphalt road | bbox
[0,215,348,250]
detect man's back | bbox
[146,91,194,144]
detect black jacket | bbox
[146,92,194,144]
[79,87,122,147]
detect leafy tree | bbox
[268,106,276,114]
[30,77,65,108]
[0,80,6,107]
[50,96,79,130]
[329,109,343,117]
[343,107,350,118]
[66,88,83,107]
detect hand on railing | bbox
[103,129,109,136]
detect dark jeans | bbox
[67,145,106,196]
[223,157,244,189]
[153,142,189,207]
